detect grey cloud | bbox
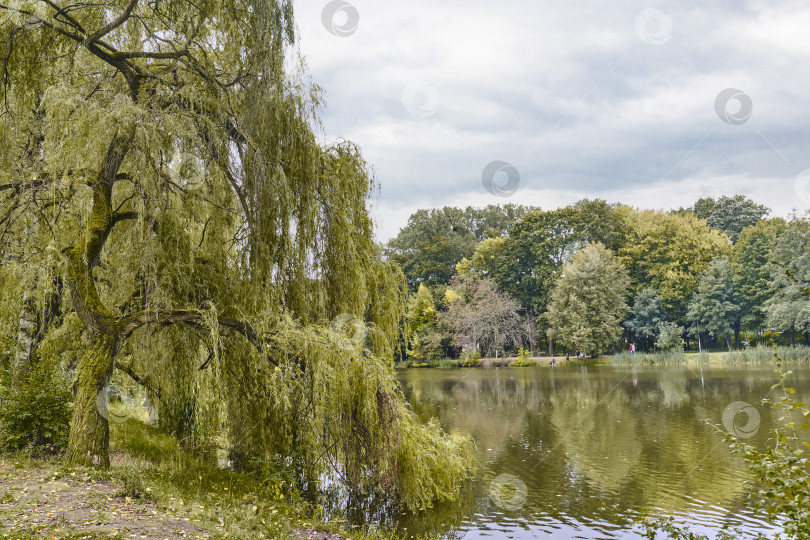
[296,0,810,240]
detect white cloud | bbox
[294,0,810,242]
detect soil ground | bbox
[0,452,348,540]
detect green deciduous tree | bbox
[570,198,628,253]
[732,218,788,336]
[619,209,730,327]
[386,207,476,290]
[490,206,577,318]
[681,195,770,242]
[385,205,533,289]
[406,284,437,334]
[0,0,472,508]
[464,236,505,279]
[655,322,684,352]
[490,200,625,318]
[625,287,665,352]
[405,284,443,362]
[764,218,810,345]
[686,256,740,351]
[545,243,629,357]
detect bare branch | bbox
[116,359,161,399]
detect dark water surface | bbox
[389,364,810,539]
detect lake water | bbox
[388,364,810,539]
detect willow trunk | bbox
[64,131,131,468]
[67,333,118,467]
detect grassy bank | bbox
[400,355,610,368]
[0,419,391,539]
[399,345,810,369]
[611,345,810,366]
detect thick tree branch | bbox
[112,210,138,225]
[65,131,132,333]
[117,309,264,357]
[85,0,138,44]
[117,50,190,60]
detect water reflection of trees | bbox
[396,366,810,537]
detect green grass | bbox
[399,346,810,369]
[1,418,418,539]
[726,344,810,364]
[82,420,308,538]
[609,345,810,366]
[106,419,339,539]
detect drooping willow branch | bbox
[117,308,271,363]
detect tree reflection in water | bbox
[379,365,808,539]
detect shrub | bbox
[656,322,684,352]
[511,347,538,366]
[0,358,72,452]
[733,365,810,538]
[457,349,481,367]
[436,358,456,368]
[407,329,444,363]
[404,361,432,368]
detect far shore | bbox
[397,346,810,369]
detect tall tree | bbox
[686,256,740,351]
[463,204,536,240]
[681,195,770,242]
[545,243,629,357]
[570,198,628,253]
[731,218,787,336]
[385,207,477,289]
[491,206,577,315]
[385,204,533,289]
[461,236,504,279]
[405,284,443,361]
[441,277,523,358]
[618,208,730,326]
[489,200,626,316]
[624,287,665,352]
[0,0,472,507]
[763,218,810,345]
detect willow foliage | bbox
[0,0,472,508]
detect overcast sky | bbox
[292,0,810,242]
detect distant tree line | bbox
[385,196,810,359]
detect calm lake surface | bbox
[387,364,810,539]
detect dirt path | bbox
[0,457,347,539]
[0,458,211,538]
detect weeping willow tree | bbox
[0,0,472,509]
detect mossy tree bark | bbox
[64,133,129,468]
[61,129,260,467]
[67,333,117,467]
